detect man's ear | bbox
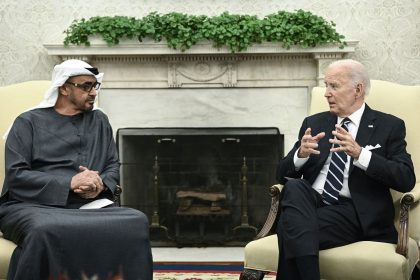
[58,85,69,96]
[355,83,364,98]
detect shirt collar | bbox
[337,103,365,127]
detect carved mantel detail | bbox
[44,41,358,88]
[168,58,237,88]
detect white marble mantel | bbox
[44,40,357,151]
[45,40,357,87]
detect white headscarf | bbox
[37,59,104,109]
[2,59,104,139]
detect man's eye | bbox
[81,83,93,91]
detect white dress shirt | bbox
[293,103,372,198]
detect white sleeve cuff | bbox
[294,149,309,170]
[353,148,372,171]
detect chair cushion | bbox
[319,239,419,280]
[244,234,278,272]
[243,234,419,280]
[0,236,17,280]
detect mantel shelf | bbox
[44,40,358,57]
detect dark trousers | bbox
[276,179,363,280]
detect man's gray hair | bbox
[327,59,371,96]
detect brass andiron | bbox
[149,156,169,239]
[233,156,257,237]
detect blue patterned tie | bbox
[322,118,351,205]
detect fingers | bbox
[300,129,313,143]
[72,166,104,199]
[330,126,347,150]
[79,166,99,174]
[89,174,103,192]
[304,139,321,154]
[331,125,350,143]
[76,189,100,199]
[314,132,325,141]
[78,177,103,192]
[334,123,347,132]
[71,167,103,192]
[329,125,361,158]
[298,128,325,157]
[77,185,96,192]
[74,184,104,199]
[79,165,88,172]
[297,125,361,159]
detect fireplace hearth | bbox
[117,127,283,246]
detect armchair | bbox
[0,80,51,280]
[0,81,123,280]
[240,80,420,280]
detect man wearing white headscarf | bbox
[0,60,153,280]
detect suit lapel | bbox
[355,104,376,148]
[350,104,376,173]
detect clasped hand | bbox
[71,166,104,199]
[298,125,362,159]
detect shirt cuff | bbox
[293,149,309,170]
[353,147,372,171]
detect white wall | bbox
[0,0,419,86]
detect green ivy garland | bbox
[63,10,346,53]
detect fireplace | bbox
[117,127,283,245]
[45,39,356,246]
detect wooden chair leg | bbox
[239,268,267,280]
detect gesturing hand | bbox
[71,166,104,199]
[298,128,326,158]
[330,124,362,159]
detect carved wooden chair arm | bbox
[253,181,420,259]
[113,185,123,206]
[396,182,420,257]
[255,184,284,239]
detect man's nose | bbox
[89,88,98,96]
[324,88,331,97]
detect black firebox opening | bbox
[117,127,283,246]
